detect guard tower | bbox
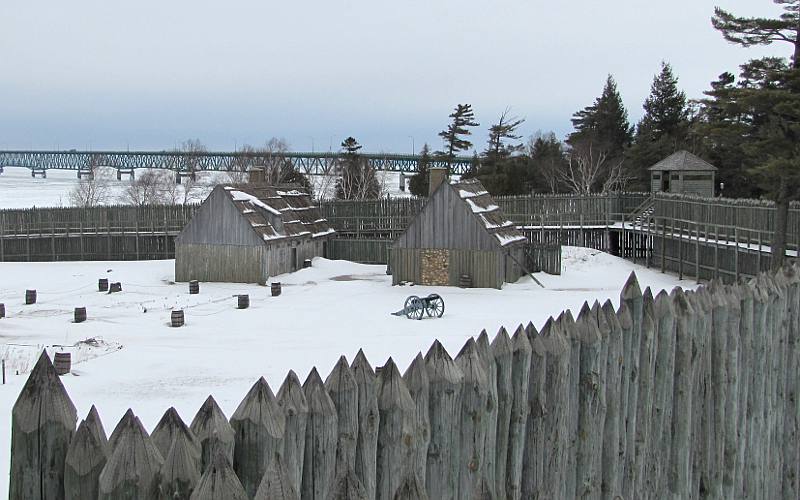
[649,150,717,198]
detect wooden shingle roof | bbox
[647,151,718,172]
[222,185,335,243]
[450,178,527,247]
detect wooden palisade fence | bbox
[10,266,800,499]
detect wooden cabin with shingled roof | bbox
[390,173,528,289]
[175,184,335,284]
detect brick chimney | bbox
[428,166,448,196]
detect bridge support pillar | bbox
[0,165,4,174]
[77,169,94,180]
[116,168,135,181]
[31,168,46,178]
[175,170,196,184]
[399,173,406,191]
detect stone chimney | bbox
[248,167,265,184]
[428,166,448,196]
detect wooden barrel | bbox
[53,352,71,376]
[271,282,282,297]
[237,295,250,309]
[0,303,5,319]
[459,274,472,288]
[25,290,36,305]
[74,307,87,323]
[98,278,109,292]
[171,310,185,327]
[189,280,200,295]
[303,259,312,269]
[109,282,122,293]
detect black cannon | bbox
[392,294,445,320]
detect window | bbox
[652,174,661,180]
[683,174,713,181]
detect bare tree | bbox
[68,157,111,207]
[123,170,166,206]
[560,143,632,195]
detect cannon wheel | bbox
[405,295,424,320]
[425,294,445,318]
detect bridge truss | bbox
[0,150,474,176]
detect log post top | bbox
[424,340,464,385]
[277,370,309,416]
[12,350,77,433]
[230,377,286,437]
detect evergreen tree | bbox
[568,75,632,158]
[408,144,431,196]
[484,108,525,162]
[710,0,800,268]
[438,104,479,171]
[528,132,568,193]
[627,62,692,186]
[335,137,380,200]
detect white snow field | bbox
[0,247,692,495]
[0,166,409,209]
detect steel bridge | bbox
[0,150,474,178]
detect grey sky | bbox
[0,1,788,154]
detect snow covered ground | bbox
[0,247,692,494]
[0,166,410,209]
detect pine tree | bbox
[335,137,380,200]
[528,132,567,193]
[710,0,800,268]
[408,144,431,197]
[568,75,632,158]
[438,104,479,171]
[485,108,525,162]
[627,62,692,186]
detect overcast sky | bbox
[0,1,789,154]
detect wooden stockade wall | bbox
[10,267,800,499]
[0,204,197,261]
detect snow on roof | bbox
[450,178,527,248]
[221,184,335,243]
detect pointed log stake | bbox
[108,409,135,452]
[544,315,570,499]
[158,424,202,500]
[325,355,358,476]
[402,352,429,492]
[651,291,675,496]
[277,370,308,495]
[669,288,695,499]
[10,350,78,500]
[351,350,379,498]
[189,396,235,472]
[190,451,248,500]
[575,304,605,499]
[475,330,498,495]
[152,407,201,467]
[455,338,489,498]
[376,357,417,500]
[620,272,643,495]
[65,407,110,500]
[601,300,623,499]
[253,453,300,500]
[522,322,546,499]
[230,377,286,498]
[635,289,656,498]
[328,467,370,500]
[506,325,531,500]
[301,367,338,500]
[490,327,513,500]
[392,473,430,500]
[424,339,464,500]
[98,410,164,499]
[564,305,585,499]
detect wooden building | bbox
[175,185,334,284]
[390,177,528,289]
[649,150,717,197]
